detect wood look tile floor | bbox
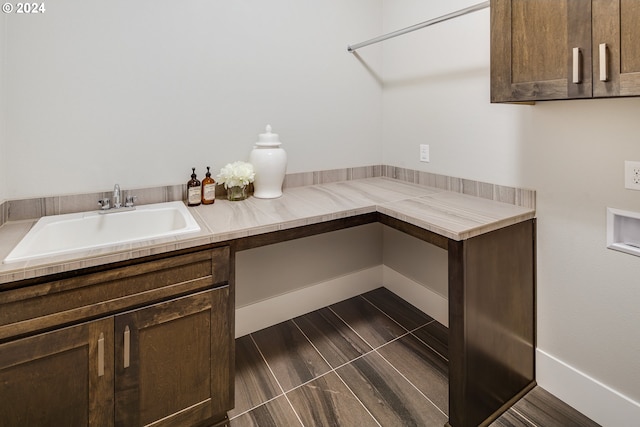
[229,287,600,427]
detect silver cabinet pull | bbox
[599,43,608,82]
[572,47,582,83]
[98,333,105,377]
[124,326,130,368]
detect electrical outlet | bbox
[624,161,640,190]
[420,144,430,162]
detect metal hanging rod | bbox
[347,1,490,52]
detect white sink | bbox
[4,201,201,264]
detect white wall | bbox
[2,0,383,199]
[381,0,640,421]
[382,226,447,298]
[236,224,382,307]
[235,224,383,336]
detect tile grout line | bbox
[326,300,431,371]
[328,293,432,352]
[326,304,383,352]
[360,291,450,364]
[510,407,540,427]
[244,312,429,427]
[246,333,307,427]
[293,311,447,424]
[359,293,448,363]
[375,349,449,419]
[227,393,285,421]
[291,318,383,427]
[231,295,447,424]
[227,336,288,421]
[345,294,452,418]
[359,292,431,335]
[329,368,383,427]
[236,319,382,423]
[286,305,435,419]
[408,325,450,363]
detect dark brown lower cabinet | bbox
[447,220,536,427]
[0,287,230,427]
[0,247,233,427]
[0,317,115,427]
[115,287,231,427]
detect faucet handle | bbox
[98,198,111,210]
[125,195,137,208]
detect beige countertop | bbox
[0,177,535,285]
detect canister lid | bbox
[256,125,282,147]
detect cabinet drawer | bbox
[0,246,230,341]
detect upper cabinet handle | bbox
[599,43,609,82]
[572,47,582,83]
[124,325,130,369]
[98,332,105,377]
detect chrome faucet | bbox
[98,184,136,213]
[113,184,121,209]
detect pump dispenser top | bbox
[187,167,201,206]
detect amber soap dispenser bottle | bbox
[201,166,216,205]
[187,167,201,206]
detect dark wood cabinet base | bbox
[448,220,536,427]
[1,210,535,427]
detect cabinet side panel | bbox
[490,0,514,102]
[449,220,536,427]
[212,245,230,285]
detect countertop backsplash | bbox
[0,165,535,226]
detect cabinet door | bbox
[593,0,640,97]
[0,317,114,427]
[115,287,231,427]
[491,0,592,102]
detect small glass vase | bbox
[226,185,247,201]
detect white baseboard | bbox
[537,348,640,426]
[236,264,448,338]
[382,265,448,326]
[235,266,383,338]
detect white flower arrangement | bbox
[217,161,255,189]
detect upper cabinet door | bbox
[491,0,592,102]
[593,0,640,97]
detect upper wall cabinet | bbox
[491,0,640,102]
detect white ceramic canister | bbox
[249,125,287,199]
